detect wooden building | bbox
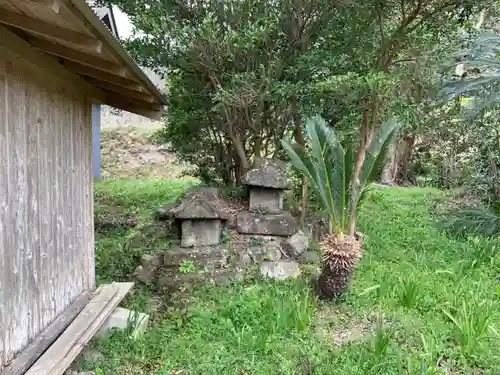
[0,0,165,372]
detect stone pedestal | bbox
[238,159,298,237]
[236,212,297,236]
[242,158,292,214]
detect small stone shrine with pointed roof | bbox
[173,190,227,247]
[237,159,297,236]
[241,158,293,213]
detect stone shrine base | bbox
[135,231,320,294]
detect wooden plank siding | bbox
[0,45,94,368]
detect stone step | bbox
[236,211,297,236]
[164,245,230,267]
[156,267,244,292]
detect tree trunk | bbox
[381,133,415,185]
[398,134,415,183]
[348,105,375,236]
[254,135,262,161]
[224,142,234,185]
[492,129,500,200]
[292,100,308,223]
[253,96,264,162]
[381,142,398,185]
[474,8,488,30]
[234,157,242,185]
[288,7,309,223]
[228,126,250,175]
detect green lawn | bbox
[88,180,500,375]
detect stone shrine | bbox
[241,158,292,213]
[238,159,297,236]
[174,193,226,247]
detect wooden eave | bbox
[0,0,166,120]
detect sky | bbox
[112,6,134,39]
[111,6,165,86]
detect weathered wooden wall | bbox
[0,45,94,367]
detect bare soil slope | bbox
[100,124,187,179]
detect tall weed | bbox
[396,274,421,309]
[461,236,500,269]
[442,295,494,357]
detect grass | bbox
[93,179,198,284]
[88,181,500,375]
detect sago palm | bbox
[281,115,398,299]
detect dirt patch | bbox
[100,125,189,179]
[330,319,377,347]
[314,308,393,347]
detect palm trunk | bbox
[316,232,363,300]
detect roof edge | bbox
[108,6,119,40]
[69,0,167,105]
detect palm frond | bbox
[280,138,332,214]
[439,31,500,113]
[306,116,345,226]
[462,91,500,118]
[441,207,500,238]
[341,141,355,229]
[282,115,399,234]
[358,118,399,186]
[345,118,398,223]
[281,116,346,231]
[440,73,500,100]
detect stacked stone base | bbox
[135,229,321,294]
[135,243,243,293]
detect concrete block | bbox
[96,307,149,340]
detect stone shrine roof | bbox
[242,159,292,189]
[175,194,224,219]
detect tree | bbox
[104,0,485,167]
[103,0,343,186]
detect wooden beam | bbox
[86,78,156,102]
[106,92,163,112]
[1,293,89,375]
[106,95,164,120]
[0,25,105,102]
[24,0,62,13]
[25,283,134,375]
[63,60,142,91]
[29,37,127,76]
[0,8,102,52]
